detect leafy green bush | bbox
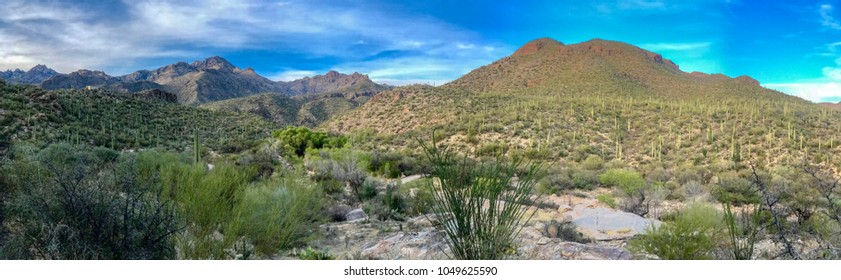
[273,126,346,157]
[421,140,541,260]
[580,155,604,171]
[600,169,645,194]
[629,203,723,260]
[596,194,617,208]
[600,169,652,216]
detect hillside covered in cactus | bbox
[0,80,274,156]
[325,38,840,173]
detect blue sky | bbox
[1,0,840,102]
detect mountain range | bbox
[2,57,390,105]
[0,64,59,84]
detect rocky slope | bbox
[286,70,389,96]
[201,86,378,128]
[819,101,841,110]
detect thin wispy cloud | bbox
[820,4,841,29]
[268,70,319,82]
[639,42,711,52]
[0,0,501,83]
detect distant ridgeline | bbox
[7,57,391,105]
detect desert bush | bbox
[421,140,541,260]
[403,178,434,216]
[580,155,604,171]
[600,169,645,193]
[570,168,599,190]
[325,204,353,222]
[600,169,652,216]
[273,126,346,157]
[596,194,617,208]
[1,144,178,259]
[629,203,723,260]
[542,220,590,243]
[359,177,380,201]
[158,160,258,259]
[713,172,760,206]
[230,177,323,256]
[308,150,368,201]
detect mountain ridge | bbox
[33,57,389,104]
[0,64,59,84]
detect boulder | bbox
[345,208,368,222]
[565,204,662,241]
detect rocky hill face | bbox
[0,65,59,84]
[444,38,766,99]
[118,56,283,104]
[41,69,120,90]
[286,70,390,96]
[201,84,380,128]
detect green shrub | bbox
[273,126,346,157]
[571,168,599,190]
[421,140,541,260]
[581,155,604,171]
[597,194,617,208]
[629,203,723,260]
[158,161,257,259]
[359,177,380,201]
[713,173,760,206]
[1,144,178,259]
[600,169,653,216]
[230,177,323,256]
[600,169,645,194]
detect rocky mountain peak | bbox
[191,56,235,71]
[513,38,565,56]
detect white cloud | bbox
[765,82,841,102]
[456,43,475,49]
[823,66,841,80]
[640,42,711,52]
[267,70,318,82]
[0,0,494,81]
[821,4,841,30]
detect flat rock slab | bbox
[565,205,661,241]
